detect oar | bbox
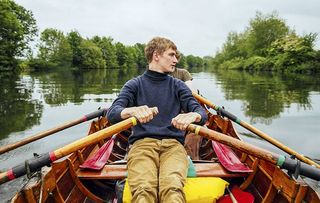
[192,92,320,169]
[0,108,107,155]
[79,134,116,170]
[79,107,159,170]
[0,117,137,185]
[187,124,320,181]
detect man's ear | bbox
[153,51,159,61]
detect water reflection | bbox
[0,72,43,139]
[207,69,320,125]
[1,68,319,139]
[0,68,144,139]
[32,68,143,105]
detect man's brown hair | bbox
[144,37,178,63]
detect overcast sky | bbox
[15,0,320,57]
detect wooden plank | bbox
[77,163,249,180]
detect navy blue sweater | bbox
[107,69,207,144]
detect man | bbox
[107,37,207,203]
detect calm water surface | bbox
[0,68,319,201]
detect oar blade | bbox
[80,138,115,170]
[212,141,252,173]
[217,186,254,203]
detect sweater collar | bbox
[144,69,168,81]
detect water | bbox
[0,68,319,201]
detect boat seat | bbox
[77,162,249,180]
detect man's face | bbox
[156,48,178,73]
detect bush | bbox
[243,56,272,70]
[219,57,244,70]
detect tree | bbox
[38,28,72,67]
[115,42,135,69]
[245,11,290,57]
[67,30,83,66]
[78,40,106,69]
[0,0,37,69]
[91,36,118,68]
[133,43,147,68]
[267,33,317,70]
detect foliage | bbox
[176,53,188,68]
[0,2,204,70]
[245,11,290,57]
[211,11,320,73]
[0,0,37,69]
[78,40,106,69]
[133,43,147,68]
[67,30,83,66]
[37,28,72,67]
[266,33,318,71]
[91,36,119,68]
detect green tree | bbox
[0,0,37,69]
[67,30,83,66]
[78,40,106,69]
[176,53,187,68]
[267,33,318,71]
[115,42,135,69]
[91,36,118,68]
[245,11,290,57]
[38,28,72,67]
[133,43,147,68]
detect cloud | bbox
[15,0,320,56]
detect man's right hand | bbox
[120,105,159,123]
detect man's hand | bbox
[121,105,159,123]
[171,112,201,130]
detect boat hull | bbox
[11,113,320,203]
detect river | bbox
[0,68,319,201]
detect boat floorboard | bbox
[77,163,249,180]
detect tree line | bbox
[0,0,204,71]
[208,12,320,73]
[1,1,320,73]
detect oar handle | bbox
[192,92,320,169]
[0,117,137,185]
[0,108,107,155]
[83,108,107,121]
[187,124,320,181]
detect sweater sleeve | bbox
[177,81,207,125]
[107,79,137,124]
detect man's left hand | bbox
[171,112,201,130]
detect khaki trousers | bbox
[127,138,188,203]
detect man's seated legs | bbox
[159,139,188,203]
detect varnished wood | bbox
[187,124,280,165]
[193,92,320,168]
[262,183,277,203]
[67,159,104,203]
[77,163,249,180]
[240,158,260,190]
[9,107,320,203]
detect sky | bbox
[15,0,320,57]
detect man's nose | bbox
[173,55,178,63]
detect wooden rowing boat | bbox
[9,101,320,202]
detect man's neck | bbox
[148,63,164,73]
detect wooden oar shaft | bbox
[187,124,280,165]
[188,124,320,180]
[53,117,135,160]
[0,117,137,185]
[239,120,320,167]
[0,109,107,155]
[192,92,320,169]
